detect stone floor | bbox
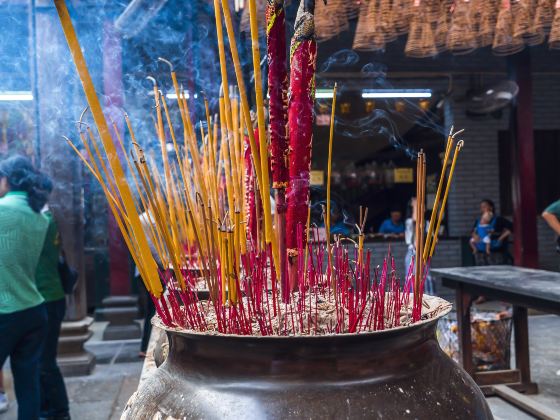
[0,322,143,420]
[1,315,559,419]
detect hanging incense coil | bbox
[425,0,441,27]
[512,0,545,46]
[533,0,555,34]
[475,0,498,47]
[316,0,350,41]
[380,0,398,43]
[446,0,478,55]
[493,0,525,55]
[393,0,413,35]
[550,0,560,49]
[405,2,438,57]
[353,0,386,51]
[346,0,362,19]
[434,0,453,52]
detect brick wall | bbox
[322,44,560,271]
[447,92,509,237]
[444,71,560,271]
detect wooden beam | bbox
[492,385,557,420]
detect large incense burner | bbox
[123,303,491,419]
[53,0,491,416]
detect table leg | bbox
[455,283,474,375]
[513,306,531,385]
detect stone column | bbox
[35,3,94,376]
[508,50,539,268]
[94,20,140,341]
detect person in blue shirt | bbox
[379,209,405,237]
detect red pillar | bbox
[509,50,539,268]
[103,21,131,295]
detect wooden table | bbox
[432,266,560,398]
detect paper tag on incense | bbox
[556,0,560,8]
[413,0,420,6]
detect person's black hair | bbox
[0,155,52,212]
[480,198,495,213]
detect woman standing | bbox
[36,189,70,420]
[0,155,51,420]
[470,199,513,266]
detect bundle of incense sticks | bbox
[55,0,464,335]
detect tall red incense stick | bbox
[266,0,289,298]
[286,0,319,290]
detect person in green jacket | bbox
[0,155,51,420]
[36,200,70,419]
[542,199,560,254]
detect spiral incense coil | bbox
[533,0,555,34]
[434,0,453,52]
[346,0,362,19]
[393,0,413,35]
[475,0,498,47]
[405,1,438,57]
[316,0,350,41]
[512,0,545,46]
[493,0,525,55]
[425,0,442,27]
[446,0,478,55]
[550,0,560,49]
[353,0,386,51]
[380,0,398,43]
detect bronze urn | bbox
[123,306,492,419]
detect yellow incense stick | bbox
[325,83,337,246]
[54,0,162,295]
[66,140,153,286]
[303,205,312,278]
[219,0,267,217]
[423,129,453,262]
[429,140,464,257]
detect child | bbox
[470,211,494,255]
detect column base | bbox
[95,296,141,341]
[58,316,96,377]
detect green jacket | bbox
[36,211,65,302]
[0,192,49,314]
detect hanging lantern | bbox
[365,100,376,113]
[419,99,431,111]
[395,100,406,112]
[340,102,351,115]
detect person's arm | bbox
[542,211,560,236]
[497,228,511,242]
